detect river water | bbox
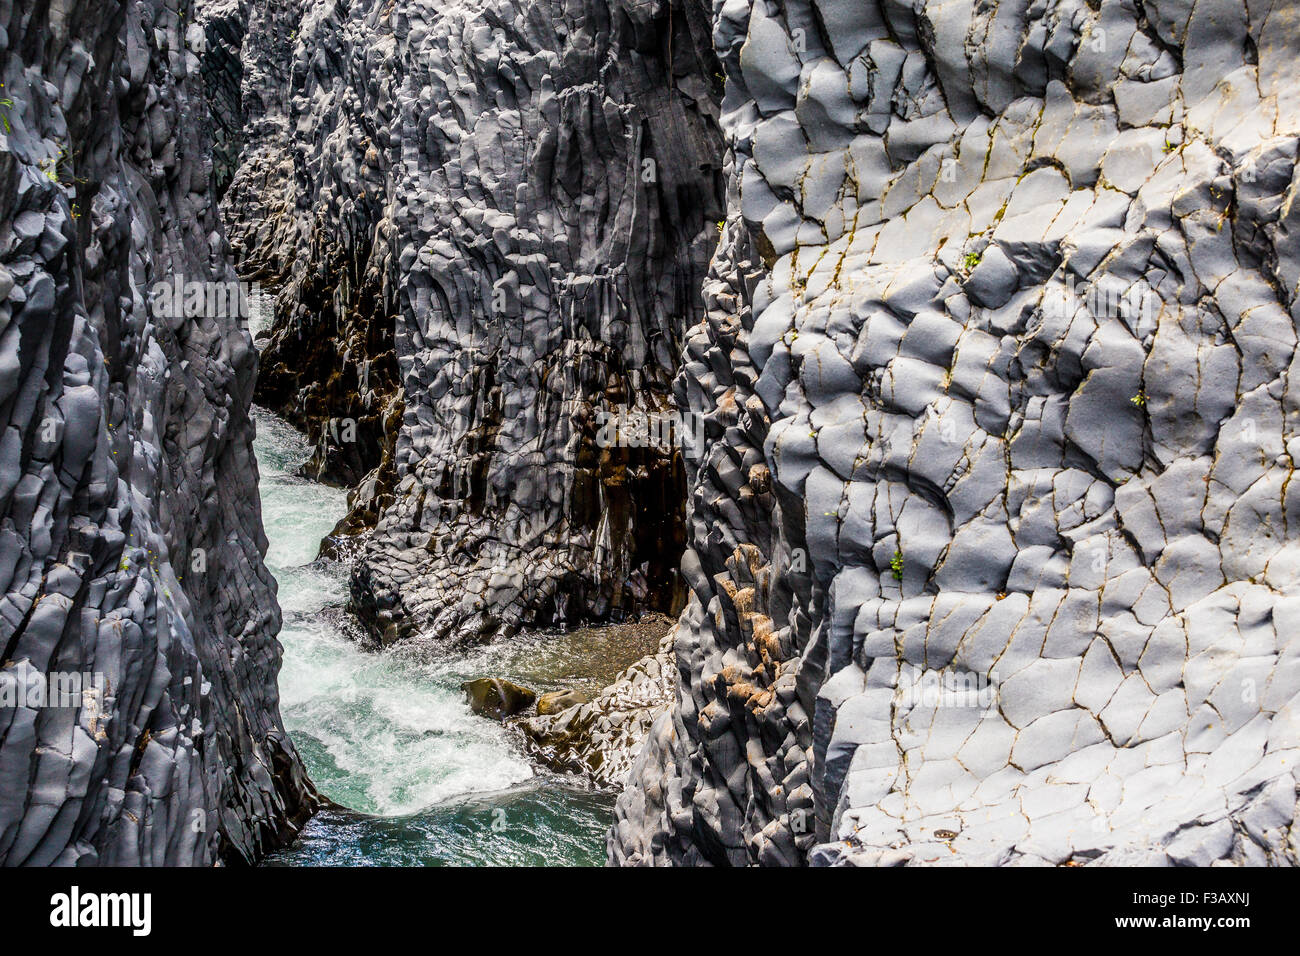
[251,407,614,865]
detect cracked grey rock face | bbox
[612,0,1300,866]
[0,0,314,864]
[212,0,727,645]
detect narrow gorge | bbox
[2,0,1300,870]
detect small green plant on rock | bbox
[1130,391,1146,408]
[963,251,981,272]
[37,144,79,186]
[0,85,13,134]
[890,550,904,581]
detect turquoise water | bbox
[252,406,614,865]
[265,793,613,866]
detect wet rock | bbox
[462,679,537,720]
[536,689,589,716]
[486,612,677,697]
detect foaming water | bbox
[253,406,613,864]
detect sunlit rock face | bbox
[612,0,1300,866]
[521,625,678,789]
[0,0,314,864]
[212,0,728,645]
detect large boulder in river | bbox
[461,679,537,720]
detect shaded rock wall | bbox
[216,0,727,644]
[0,0,314,864]
[196,0,247,197]
[227,0,401,496]
[613,0,1300,866]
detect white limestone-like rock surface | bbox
[612,0,1300,866]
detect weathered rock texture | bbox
[0,0,314,864]
[196,0,247,197]
[612,0,1300,866]
[212,0,727,644]
[204,0,402,495]
[463,676,536,719]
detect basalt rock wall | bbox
[612,0,1300,866]
[216,0,728,644]
[0,0,315,864]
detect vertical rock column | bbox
[611,214,819,865]
[0,0,315,864]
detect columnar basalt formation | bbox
[209,0,397,494]
[612,214,815,865]
[613,0,1300,866]
[215,0,727,644]
[196,0,248,198]
[0,0,315,863]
